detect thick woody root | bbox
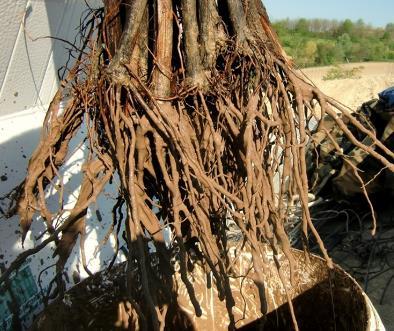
[2,1,393,330]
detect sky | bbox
[264,0,393,28]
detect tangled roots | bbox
[2,1,393,330]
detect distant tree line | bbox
[272,18,394,67]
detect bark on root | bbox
[2,1,393,330]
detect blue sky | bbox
[264,0,393,27]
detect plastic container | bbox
[31,246,385,331]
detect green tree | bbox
[338,33,352,61]
[295,18,310,34]
[337,19,354,36]
[317,41,343,65]
[271,17,394,67]
[382,23,394,41]
[297,40,318,67]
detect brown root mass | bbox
[2,1,393,330]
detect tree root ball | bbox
[1,1,392,330]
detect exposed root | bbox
[2,1,393,330]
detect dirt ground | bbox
[302,62,394,331]
[301,62,394,110]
